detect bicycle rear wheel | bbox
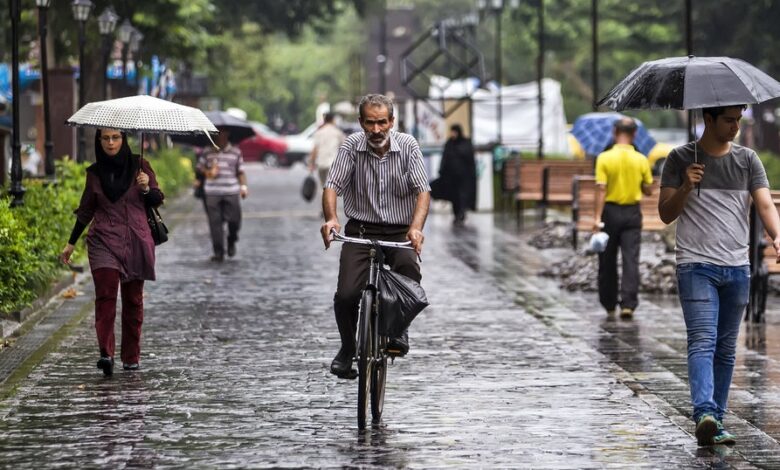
[356,289,374,430]
[371,335,387,423]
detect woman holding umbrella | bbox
[60,128,164,376]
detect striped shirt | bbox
[198,145,245,196]
[325,130,430,225]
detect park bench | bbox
[570,177,664,249]
[501,159,593,223]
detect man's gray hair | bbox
[358,94,394,119]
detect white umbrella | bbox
[67,95,218,136]
[67,95,219,154]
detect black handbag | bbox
[146,205,169,245]
[301,173,317,202]
[377,266,429,337]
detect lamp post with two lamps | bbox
[8,0,25,206]
[477,0,519,145]
[128,29,144,93]
[98,7,119,100]
[35,0,55,178]
[71,0,94,163]
[117,19,135,94]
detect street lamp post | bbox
[537,0,545,159]
[36,0,55,179]
[72,0,94,163]
[117,19,134,94]
[9,0,25,207]
[98,7,119,100]
[478,0,518,146]
[128,29,144,94]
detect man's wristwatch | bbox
[240,185,248,191]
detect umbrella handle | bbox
[203,130,218,150]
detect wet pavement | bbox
[1,164,780,468]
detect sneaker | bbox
[122,363,140,371]
[96,356,114,377]
[605,307,616,317]
[713,420,736,445]
[619,307,634,319]
[695,414,718,446]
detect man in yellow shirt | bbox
[593,117,654,319]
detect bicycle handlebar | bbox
[330,230,415,250]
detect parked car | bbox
[238,122,288,166]
[283,121,362,165]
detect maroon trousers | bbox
[92,268,144,364]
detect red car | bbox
[238,122,289,166]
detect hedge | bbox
[0,147,193,316]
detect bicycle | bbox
[331,230,416,430]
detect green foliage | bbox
[208,8,366,126]
[145,148,194,199]
[759,151,780,189]
[0,148,192,316]
[0,159,88,315]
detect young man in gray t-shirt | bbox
[659,105,780,446]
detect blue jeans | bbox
[676,263,749,422]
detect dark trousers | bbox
[451,188,468,222]
[334,220,421,354]
[205,193,242,256]
[92,268,144,364]
[598,203,642,311]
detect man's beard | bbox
[367,132,389,149]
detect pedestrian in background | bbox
[60,128,164,376]
[438,124,476,226]
[320,94,430,379]
[659,105,780,446]
[308,112,345,186]
[593,117,653,319]
[197,127,249,262]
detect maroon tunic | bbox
[74,158,162,282]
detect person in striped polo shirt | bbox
[320,94,431,379]
[197,128,249,262]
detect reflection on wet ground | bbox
[0,168,779,467]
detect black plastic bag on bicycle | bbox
[377,265,429,337]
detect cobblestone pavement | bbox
[1,164,779,468]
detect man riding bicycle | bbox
[320,94,431,379]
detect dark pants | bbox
[598,203,642,311]
[92,268,144,364]
[205,193,242,256]
[334,220,421,354]
[451,187,468,222]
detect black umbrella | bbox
[170,110,255,147]
[598,56,780,111]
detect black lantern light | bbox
[98,7,119,100]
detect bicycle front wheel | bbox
[371,335,387,423]
[356,289,374,430]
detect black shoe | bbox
[330,348,357,379]
[97,356,114,377]
[210,254,224,262]
[387,330,409,356]
[227,242,236,258]
[122,363,139,371]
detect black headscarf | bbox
[94,129,138,203]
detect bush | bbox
[759,151,780,189]
[0,147,193,316]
